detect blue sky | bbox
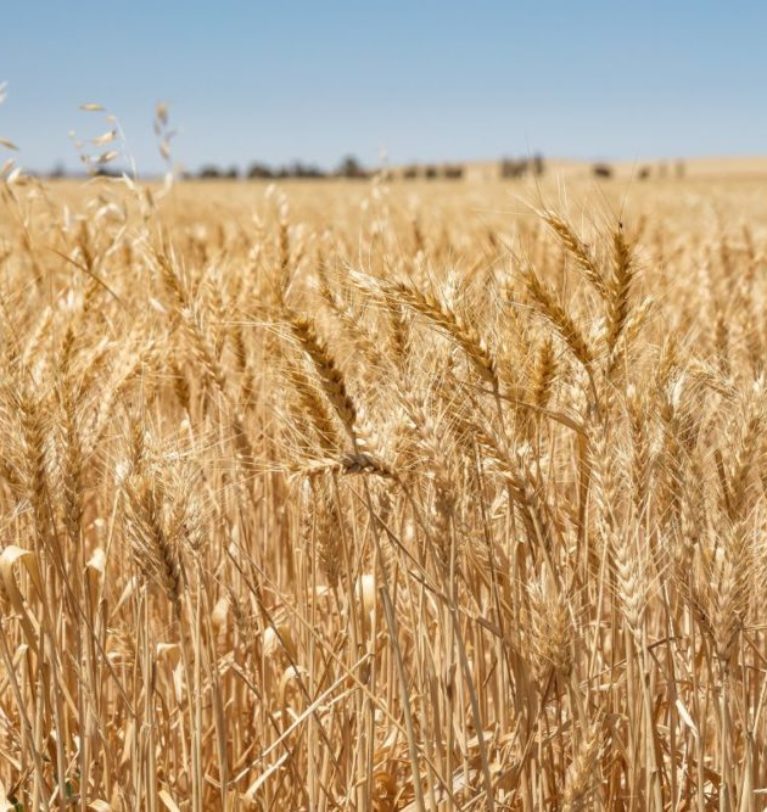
[2,1,766,174]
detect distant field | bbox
[1,171,767,808]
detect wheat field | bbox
[0,171,766,810]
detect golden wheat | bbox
[0,169,764,810]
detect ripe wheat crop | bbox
[0,170,766,810]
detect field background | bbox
[0,166,766,809]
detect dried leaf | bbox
[675,698,699,739]
[158,789,180,812]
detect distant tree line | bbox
[591,160,686,180]
[396,163,465,180]
[188,155,370,180]
[500,154,545,179]
[37,154,692,184]
[188,153,549,182]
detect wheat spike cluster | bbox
[0,164,767,811]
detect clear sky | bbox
[2,1,766,174]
